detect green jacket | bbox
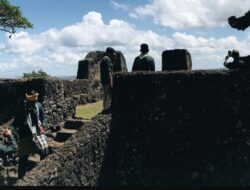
[132,53,155,71]
[0,135,17,156]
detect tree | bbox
[0,0,33,37]
[228,10,250,31]
[23,69,50,79]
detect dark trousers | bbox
[18,155,28,179]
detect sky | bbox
[0,0,250,78]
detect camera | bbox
[228,50,232,57]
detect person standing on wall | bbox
[132,43,155,71]
[100,47,117,111]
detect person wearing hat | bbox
[224,49,245,69]
[132,43,155,71]
[100,47,117,111]
[12,89,48,178]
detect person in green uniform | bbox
[100,47,117,111]
[132,43,155,71]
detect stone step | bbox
[55,128,77,142]
[64,119,84,130]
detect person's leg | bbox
[103,85,109,110]
[106,86,112,110]
[18,155,28,179]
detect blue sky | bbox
[0,0,249,77]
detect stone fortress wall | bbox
[11,49,250,186]
[0,78,101,129]
[100,69,250,186]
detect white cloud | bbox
[0,62,19,72]
[0,11,249,77]
[172,32,239,50]
[0,11,174,76]
[0,12,176,73]
[4,32,42,55]
[171,32,248,70]
[111,0,128,11]
[130,0,250,29]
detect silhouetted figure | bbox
[224,49,245,69]
[228,10,250,31]
[100,47,116,111]
[132,44,155,71]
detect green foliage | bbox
[23,69,50,79]
[0,0,33,36]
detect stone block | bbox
[162,49,192,71]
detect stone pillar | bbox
[77,51,127,80]
[162,49,192,71]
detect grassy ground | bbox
[75,101,103,120]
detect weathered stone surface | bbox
[162,49,192,71]
[8,68,250,186]
[15,113,111,186]
[0,76,103,185]
[64,119,84,130]
[113,51,128,73]
[55,128,78,142]
[77,51,127,80]
[99,69,250,186]
[77,59,100,80]
[0,77,102,128]
[0,79,26,125]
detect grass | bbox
[75,101,103,120]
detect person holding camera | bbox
[224,49,245,69]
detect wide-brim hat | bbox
[25,93,39,101]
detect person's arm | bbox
[38,103,47,127]
[0,129,17,155]
[224,56,237,69]
[151,58,155,71]
[224,58,245,70]
[106,58,113,87]
[132,57,139,71]
[37,103,47,134]
[109,72,113,87]
[4,135,17,153]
